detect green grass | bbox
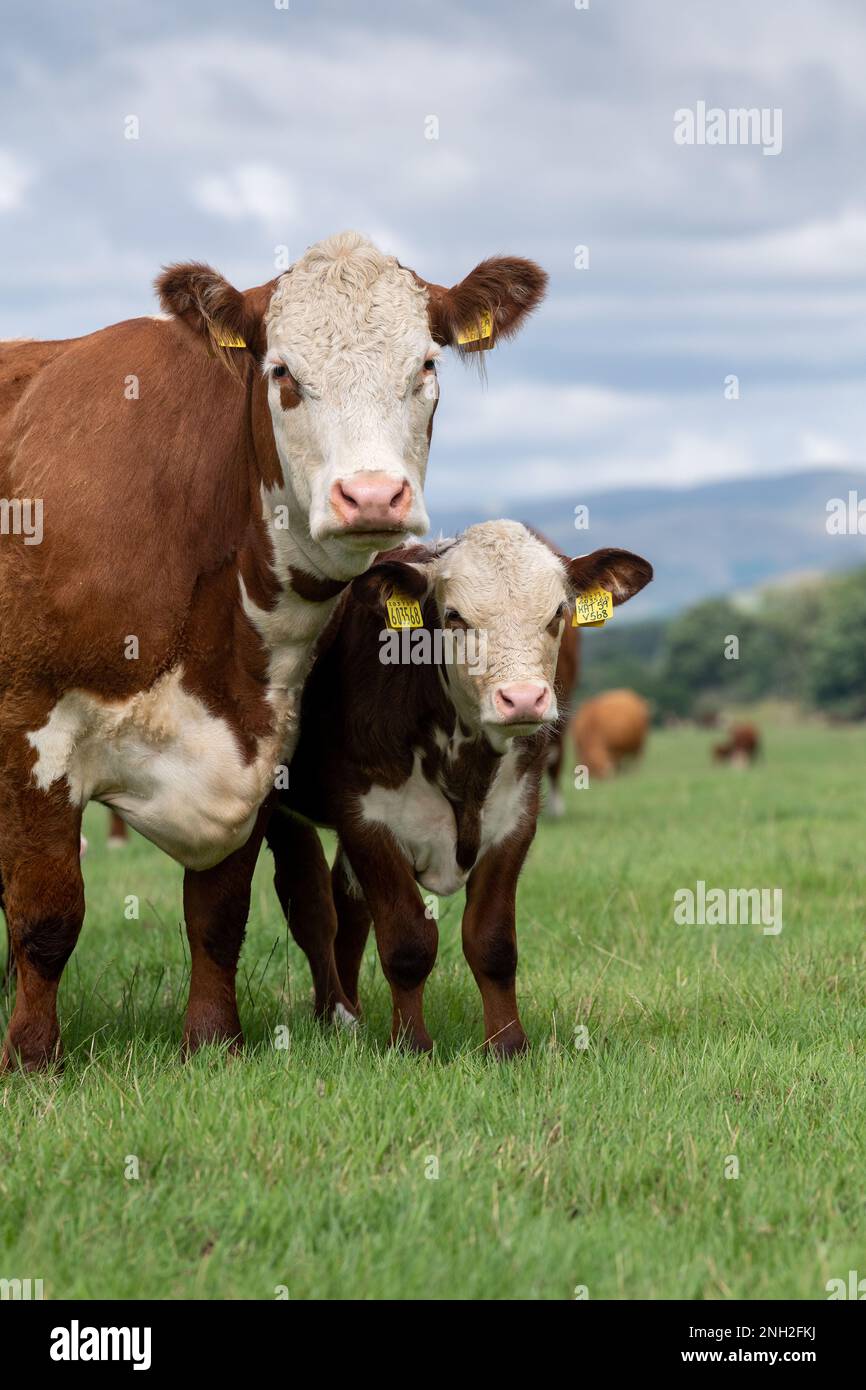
[2,722,866,1300]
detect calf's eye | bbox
[423,359,436,372]
[444,608,466,625]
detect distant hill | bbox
[427,468,866,617]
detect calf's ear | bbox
[422,256,548,351]
[567,548,653,606]
[351,558,431,614]
[155,262,273,370]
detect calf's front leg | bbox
[461,828,535,1058]
[340,825,437,1052]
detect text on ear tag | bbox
[573,587,613,628]
[386,592,424,630]
[457,310,494,351]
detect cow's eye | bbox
[272,364,288,378]
[423,359,436,372]
[546,603,569,636]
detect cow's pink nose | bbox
[330,472,412,530]
[493,682,552,723]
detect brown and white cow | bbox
[0,232,547,1068]
[268,522,652,1055]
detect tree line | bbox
[579,563,866,721]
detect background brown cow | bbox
[713,722,761,766]
[572,688,651,780]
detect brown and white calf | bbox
[0,232,546,1068]
[269,522,652,1055]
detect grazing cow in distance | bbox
[268,522,652,1055]
[713,722,761,766]
[107,812,129,849]
[0,231,547,1070]
[573,688,650,780]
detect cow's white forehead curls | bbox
[264,231,433,388]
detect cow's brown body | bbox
[572,688,650,779]
[0,234,548,1069]
[713,722,761,765]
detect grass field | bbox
[2,721,865,1300]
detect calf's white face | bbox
[435,522,572,748]
[263,234,437,559]
[369,521,653,754]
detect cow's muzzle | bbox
[329,471,413,533]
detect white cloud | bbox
[0,151,35,212]
[438,380,660,447]
[193,163,299,230]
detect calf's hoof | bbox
[487,1025,529,1059]
[1,1028,63,1074]
[391,1026,434,1055]
[181,1012,243,1059]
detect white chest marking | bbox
[26,668,291,871]
[359,741,530,897]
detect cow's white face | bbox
[434,522,570,751]
[262,234,436,566]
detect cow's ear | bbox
[423,257,548,351]
[567,548,653,607]
[155,262,271,369]
[351,558,431,614]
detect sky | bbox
[2,0,865,518]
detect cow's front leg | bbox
[341,826,437,1052]
[461,829,534,1058]
[181,803,271,1056]
[0,784,84,1072]
[265,810,356,1023]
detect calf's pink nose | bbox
[493,682,552,723]
[330,472,412,529]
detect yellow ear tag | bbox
[457,310,494,351]
[215,331,247,348]
[386,592,424,630]
[573,587,614,628]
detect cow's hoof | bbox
[392,1030,434,1055]
[1,1035,63,1074]
[487,1026,529,1059]
[332,1001,360,1029]
[181,1021,244,1059]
